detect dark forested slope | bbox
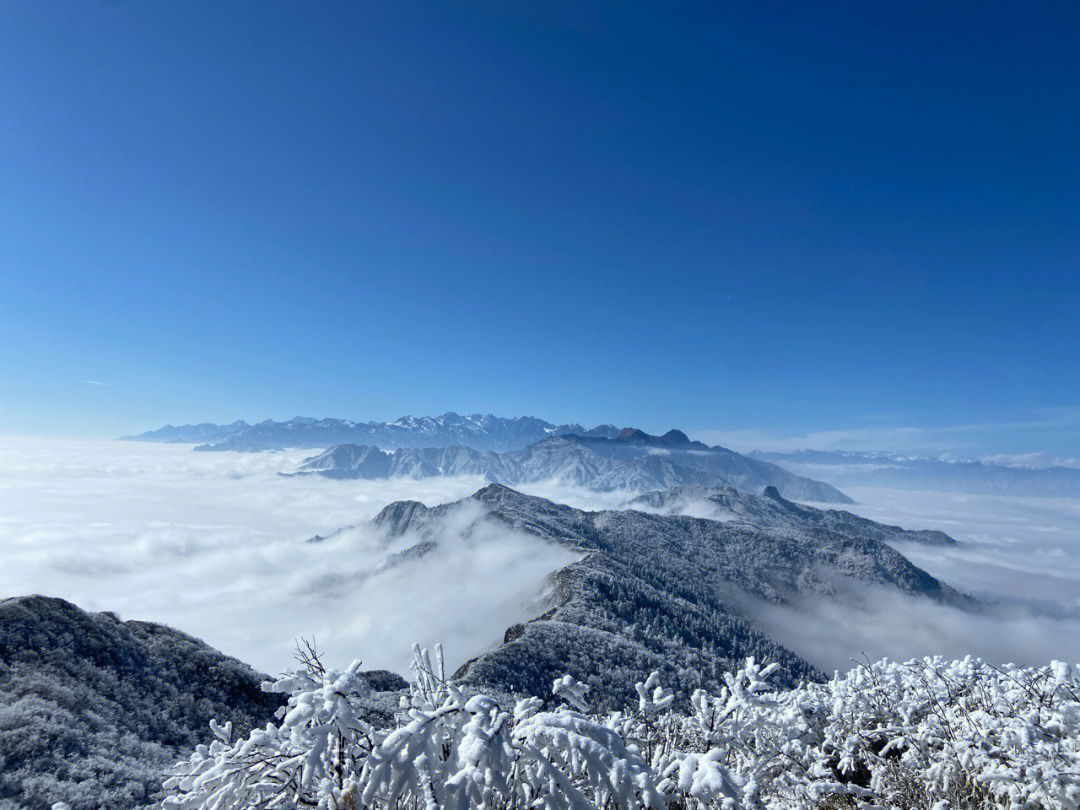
[0,596,284,810]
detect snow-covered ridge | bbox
[336,483,970,707]
[286,428,853,502]
[11,594,1075,810]
[120,413,621,453]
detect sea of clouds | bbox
[2,436,1078,679]
[0,437,579,675]
[750,486,1080,670]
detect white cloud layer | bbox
[2,437,1078,681]
[752,486,1080,670]
[0,437,577,676]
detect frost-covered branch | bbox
[165,649,1080,810]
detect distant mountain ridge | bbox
[288,428,853,502]
[121,413,621,453]
[626,483,955,545]
[752,449,1080,497]
[117,420,250,443]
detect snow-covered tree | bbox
[165,647,1080,810]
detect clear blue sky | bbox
[2,1,1077,456]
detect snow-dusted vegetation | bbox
[0,597,284,810]
[165,644,1080,810]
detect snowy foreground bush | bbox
[163,645,1080,810]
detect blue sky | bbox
[1,1,1077,456]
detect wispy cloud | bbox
[980,452,1080,470]
[83,380,108,386]
[692,407,1080,456]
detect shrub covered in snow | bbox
[165,645,1080,810]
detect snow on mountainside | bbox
[288,428,853,502]
[752,449,1080,497]
[626,483,955,545]
[121,413,621,453]
[359,484,970,708]
[0,492,976,806]
[566,429,852,502]
[0,596,283,810]
[0,596,407,810]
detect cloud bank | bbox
[741,486,1080,670]
[3,437,1078,680]
[0,437,577,675]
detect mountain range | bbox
[117,420,251,444]
[120,413,621,453]
[1,480,972,805]
[363,484,970,708]
[115,416,1080,498]
[288,427,853,502]
[752,449,1080,497]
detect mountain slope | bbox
[0,596,284,810]
[626,483,955,545]
[561,429,851,501]
[289,429,853,502]
[367,485,968,708]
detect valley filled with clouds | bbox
[3,436,1077,678]
[729,486,1080,669]
[0,437,578,674]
